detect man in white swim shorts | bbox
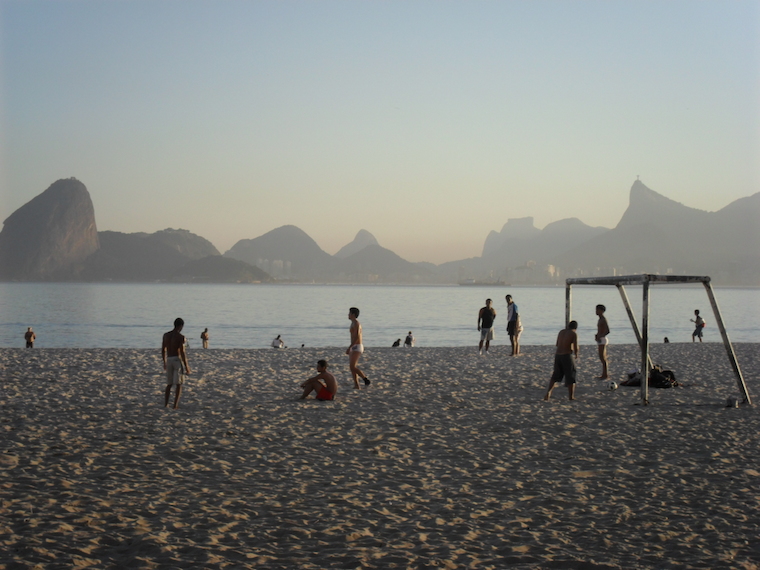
[595,304,610,380]
[347,307,370,388]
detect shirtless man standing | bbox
[162,317,192,409]
[477,299,496,355]
[300,359,338,400]
[24,327,36,348]
[595,304,610,379]
[544,320,579,401]
[347,307,370,388]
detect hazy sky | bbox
[1,1,758,264]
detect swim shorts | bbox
[597,336,608,346]
[551,353,576,385]
[350,344,364,353]
[693,326,704,338]
[316,387,335,401]
[507,321,517,335]
[165,356,185,386]
[480,327,494,341]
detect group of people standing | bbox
[477,295,523,356]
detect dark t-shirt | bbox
[480,307,495,329]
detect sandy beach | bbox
[1,343,759,569]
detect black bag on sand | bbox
[649,366,679,389]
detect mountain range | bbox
[0,178,757,285]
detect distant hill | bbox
[482,217,541,257]
[0,178,99,280]
[79,228,227,282]
[438,216,608,282]
[337,244,436,283]
[171,255,271,283]
[335,229,379,258]
[80,231,191,281]
[146,228,220,259]
[224,225,336,280]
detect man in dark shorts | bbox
[505,294,521,356]
[477,299,497,355]
[544,320,579,401]
[162,318,192,409]
[24,327,36,348]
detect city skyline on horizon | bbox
[1,1,758,264]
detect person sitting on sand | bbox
[392,339,401,347]
[477,299,496,355]
[347,307,370,388]
[404,331,415,347]
[271,335,285,349]
[595,304,610,379]
[162,318,192,409]
[24,327,36,349]
[690,310,705,343]
[300,359,338,401]
[200,328,210,349]
[544,320,579,401]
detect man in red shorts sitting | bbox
[300,359,338,401]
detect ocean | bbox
[0,282,757,349]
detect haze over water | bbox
[0,283,757,349]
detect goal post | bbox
[565,274,751,406]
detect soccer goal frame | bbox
[565,274,751,406]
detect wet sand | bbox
[1,343,759,569]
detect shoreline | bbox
[2,344,759,568]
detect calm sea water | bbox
[0,283,757,349]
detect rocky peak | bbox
[0,178,99,279]
[335,229,380,258]
[616,180,708,231]
[482,217,540,257]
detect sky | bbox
[0,1,758,264]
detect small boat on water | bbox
[458,279,510,287]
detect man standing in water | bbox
[477,299,496,355]
[544,320,579,401]
[200,328,210,349]
[162,318,192,409]
[347,307,370,388]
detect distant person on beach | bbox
[544,320,579,401]
[347,307,370,388]
[505,295,521,355]
[271,335,285,349]
[690,310,705,343]
[595,304,610,379]
[392,339,401,347]
[24,327,36,348]
[300,359,338,401]
[477,299,496,355]
[162,318,191,409]
[404,332,415,347]
[200,328,210,349]
[664,337,670,343]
